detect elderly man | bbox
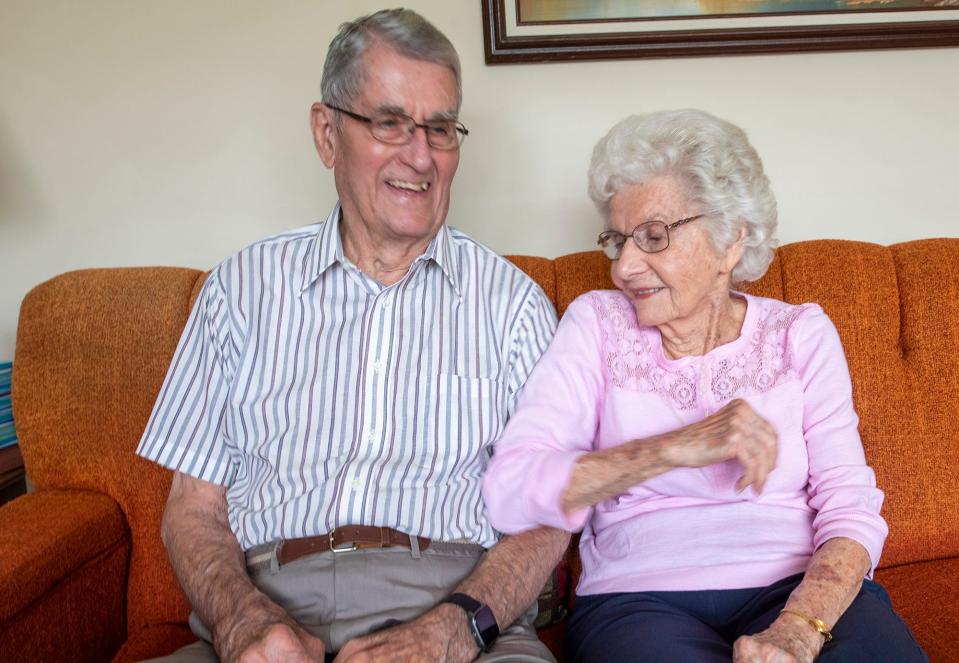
[137,8,569,663]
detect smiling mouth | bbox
[631,287,664,297]
[387,179,430,192]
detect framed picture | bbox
[482,0,959,63]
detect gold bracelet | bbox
[780,608,833,643]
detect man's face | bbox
[314,44,460,248]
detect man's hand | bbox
[224,622,326,663]
[333,602,477,663]
[732,617,822,663]
[162,472,324,663]
[214,592,326,663]
[334,527,568,663]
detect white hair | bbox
[588,109,778,283]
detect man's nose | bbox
[399,125,433,170]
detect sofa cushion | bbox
[0,490,129,661]
[0,489,127,621]
[874,557,959,663]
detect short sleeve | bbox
[504,282,558,416]
[136,271,238,486]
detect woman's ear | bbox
[310,102,337,168]
[721,223,748,275]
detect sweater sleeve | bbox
[795,306,888,574]
[482,294,605,534]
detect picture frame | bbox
[482,0,959,63]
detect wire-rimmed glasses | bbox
[597,215,704,260]
[325,103,468,150]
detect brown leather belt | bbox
[276,526,431,565]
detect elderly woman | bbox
[481,110,926,662]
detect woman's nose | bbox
[611,239,649,280]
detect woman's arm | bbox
[562,397,779,515]
[735,307,886,662]
[483,295,607,533]
[485,294,780,532]
[733,537,870,663]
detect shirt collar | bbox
[299,203,342,293]
[419,223,462,297]
[300,202,462,296]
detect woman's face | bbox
[608,177,740,330]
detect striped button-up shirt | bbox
[137,204,557,550]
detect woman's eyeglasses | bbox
[597,215,704,260]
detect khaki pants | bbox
[144,539,555,662]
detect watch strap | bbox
[442,592,500,650]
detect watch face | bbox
[443,593,500,650]
[472,605,500,648]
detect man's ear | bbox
[311,102,336,168]
[721,223,748,275]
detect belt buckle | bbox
[329,528,358,553]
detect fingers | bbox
[732,635,757,663]
[298,630,327,661]
[727,401,778,494]
[236,623,325,663]
[665,399,779,491]
[734,421,777,493]
[733,634,799,663]
[703,400,776,494]
[333,631,391,662]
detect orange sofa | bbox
[2,239,957,663]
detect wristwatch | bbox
[442,592,500,651]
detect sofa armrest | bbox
[0,488,131,662]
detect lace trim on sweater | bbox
[590,292,811,410]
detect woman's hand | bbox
[661,398,778,493]
[732,614,823,663]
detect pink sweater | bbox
[482,291,887,595]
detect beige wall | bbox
[1,0,957,360]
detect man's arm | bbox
[454,526,572,651]
[162,471,326,662]
[335,525,570,662]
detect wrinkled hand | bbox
[733,617,821,663]
[334,603,477,663]
[231,623,325,663]
[660,398,778,494]
[214,594,325,663]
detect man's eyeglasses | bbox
[325,103,468,150]
[597,215,704,260]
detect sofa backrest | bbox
[547,240,959,570]
[13,267,204,632]
[12,239,958,632]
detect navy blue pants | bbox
[567,574,927,662]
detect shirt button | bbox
[351,479,362,490]
[367,430,376,442]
